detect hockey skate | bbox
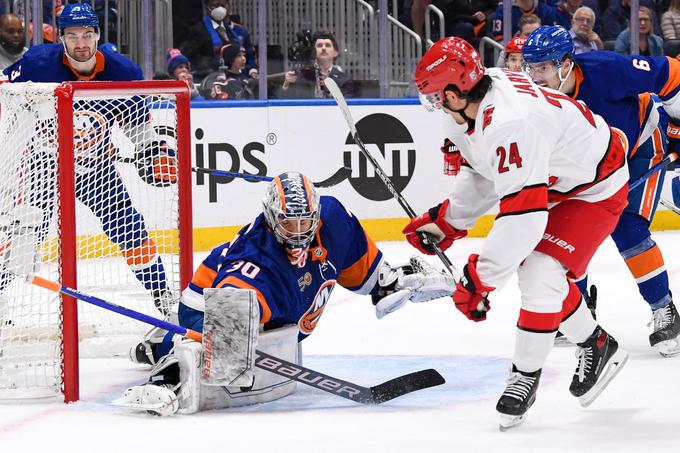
[569,326,628,407]
[496,365,541,431]
[649,301,680,357]
[114,383,179,416]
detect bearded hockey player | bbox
[522,25,680,357]
[118,171,455,416]
[406,37,629,430]
[1,3,176,312]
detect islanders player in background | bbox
[522,25,680,357]
[407,37,629,429]
[2,3,177,313]
[120,171,454,415]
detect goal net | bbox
[0,81,193,401]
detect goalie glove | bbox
[373,256,456,319]
[135,140,178,187]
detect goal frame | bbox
[54,80,193,402]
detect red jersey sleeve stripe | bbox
[497,184,548,219]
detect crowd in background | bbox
[2,0,680,100]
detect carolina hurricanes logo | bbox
[482,106,495,131]
[299,280,336,335]
[72,110,108,158]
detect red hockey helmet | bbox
[415,37,485,111]
[504,36,527,55]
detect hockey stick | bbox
[629,152,678,191]
[324,78,460,280]
[660,198,680,215]
[191,166,352,189]
[28,275,445,404]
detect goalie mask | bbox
[263,172,321,268]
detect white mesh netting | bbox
[0,82,186,398]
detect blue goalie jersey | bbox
[180,195,384,341]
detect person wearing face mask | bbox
[0,14,27,71]
[180,0,256,82]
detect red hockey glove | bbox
[440,138,464,176]
[402,199,467,255]
[452,254,494,322]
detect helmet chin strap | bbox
[557,60,574,93]
[447,96,475,124]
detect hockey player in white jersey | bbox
[405,37,629,430]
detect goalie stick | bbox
[191,166,352,189]
[324,78,460,280]
[28,275,445,405]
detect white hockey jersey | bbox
[442,68,629,289]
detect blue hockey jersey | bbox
[3,43,143,82]
[181,195,384,341]
[572,51,680,159]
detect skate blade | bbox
[579,349,628,408]
[655,338,680,357]
[499,413,527,431]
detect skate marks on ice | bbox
[228,354,509,412]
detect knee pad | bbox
[518,252,569,313]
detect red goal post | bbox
[0,80,193,402]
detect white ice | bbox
[1,235,679,452]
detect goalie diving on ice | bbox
[118,171,453,415]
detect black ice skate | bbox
[496,365,541,431]
[569,326,628,407]
[649,301,680,357]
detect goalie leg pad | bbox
[201,287,259,387]
[198,324,300,411]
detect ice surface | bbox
[1,236,679,452]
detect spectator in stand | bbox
[556,0,583,29]
[425,0,498,41]
[518,14,542,37]
[209,44,256,100]
[495,15,539,68]
[279,31,354,99]
[570,6,603,53]
[166,48,203,100]
[602,0,659,40]
[661,0,680,40]
[504,36,526,70]
[0,14,27,71]
[614,6,663,56]
[493,0,559,40]
[180,0,256,81]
